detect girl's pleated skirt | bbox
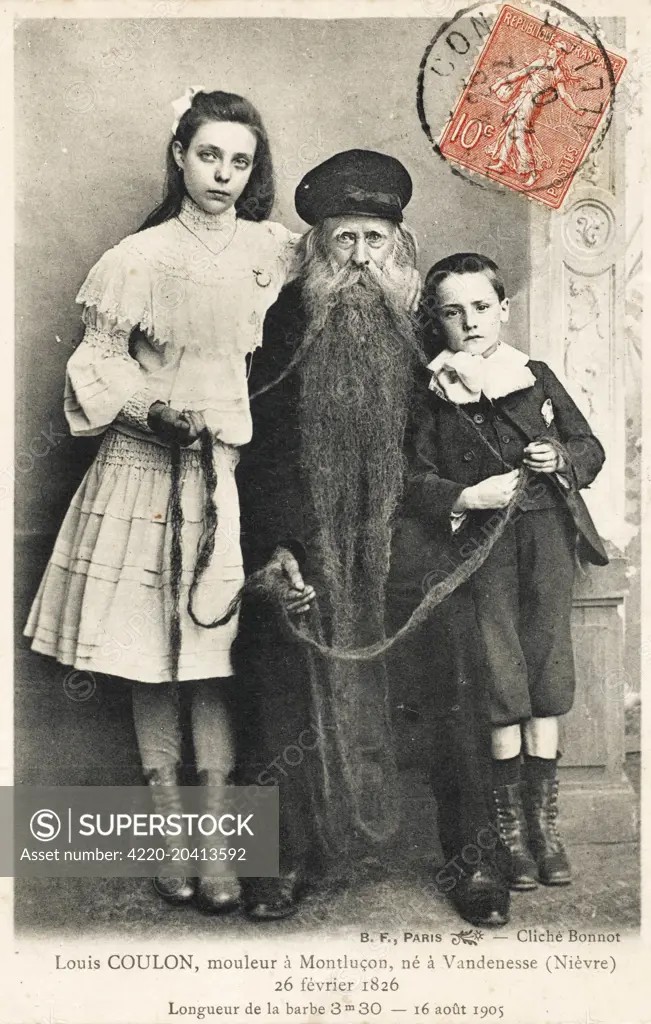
[25,427,244,683]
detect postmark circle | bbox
[417,0,622,207]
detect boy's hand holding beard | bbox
[522,440,566,474]
[454,442,567,513]
[454,469,520,511]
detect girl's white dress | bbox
[25,197,298,683]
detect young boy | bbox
[406,253,608,891]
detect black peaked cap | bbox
[295,149,413,225]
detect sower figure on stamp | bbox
[486,39,586,187]
[404,253,608,896]
[233,149,424,921]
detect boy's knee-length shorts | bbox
[470,507,577,726]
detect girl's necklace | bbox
[176,213,271,288]
[175,213,236,257]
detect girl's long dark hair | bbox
[138,90,275,231]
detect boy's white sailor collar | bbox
[427,342,536,404]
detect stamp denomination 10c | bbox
[437,4,627,209]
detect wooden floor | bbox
[15,832,640,937]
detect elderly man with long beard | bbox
[232,150,508,928]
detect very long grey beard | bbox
[299,277,415,646]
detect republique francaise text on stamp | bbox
[437,4,627,208]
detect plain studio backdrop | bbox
[14,17,530,784]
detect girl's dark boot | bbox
[193,770,241,914]
[145,764,196,905]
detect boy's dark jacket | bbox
[239,281,608,585]
[391,357,608,597]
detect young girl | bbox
[408,253,608,893]
[25,88,299,912]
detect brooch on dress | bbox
[253,269,271,288]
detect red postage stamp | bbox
[437,4,627,209]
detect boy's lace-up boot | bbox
[524,776,572,886]
[492,782,539,890]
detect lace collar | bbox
[178,195,237,234]
[428,342,536,404]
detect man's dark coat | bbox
[237,280,316,573]
[234,281,500,875]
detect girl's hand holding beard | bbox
[147,402,204,447]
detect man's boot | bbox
[241,796,309,922]
[145,765,196,906]
[432,771,510,928]
[492,782,538,890]
[449,862,510,928]
[523,774,572,886]
[241,868,306,922]
[193,771,241,914]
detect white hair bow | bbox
[171,86,206,134]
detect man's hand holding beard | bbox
[263,547,316,616]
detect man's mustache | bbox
[326,261,386,292]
